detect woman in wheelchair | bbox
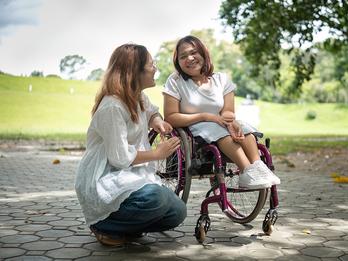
[163,35,280,190]
[75,44,187,246]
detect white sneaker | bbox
[253,160,280,185]
[239,165,272,189]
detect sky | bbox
[0,0,233,78]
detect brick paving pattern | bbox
[0,150,347,260]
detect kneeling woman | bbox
[75,43,187,246]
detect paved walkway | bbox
[0,148,347,260]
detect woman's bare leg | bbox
[238,134,260,163]
[217,135,250,170]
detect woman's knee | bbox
[244,133,256,144]
[134,184,169,209]
[166,188,187,223]
[175,199,187,224]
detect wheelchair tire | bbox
[148,128,192,203]
[210,163,268,224]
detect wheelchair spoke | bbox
[210,163,267,224]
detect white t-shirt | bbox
[163,72,236,114]
[75,93,162,226]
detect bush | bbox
[46,74,61,79]
[30,70,44,77]
[305,110,317,120]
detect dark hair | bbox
[173,35,214,80]
[92,43,148,123]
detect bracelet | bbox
[149,112,163,123]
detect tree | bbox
[155,40,176,85]
[87,68,104,81]
[46,74,61,79]
[59,55,86,79]
[219,0,348,100]
[30,70,44,77]
[332,45,348,102]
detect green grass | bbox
[267,135,348,155]
[0,74,98,137]
[257,101,348,136]
[1,74,348,155]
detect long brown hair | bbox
[92,44,148,123]
[173,35,214,81]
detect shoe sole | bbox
[90,227,127,247]
[239,183,272,189]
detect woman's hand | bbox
[151,117,173,135]
[154,137,181,160]
[227,121,245,142]
[221,111,236,123]
[203,113,227,127]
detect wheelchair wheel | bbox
[148,128,192,203]
[210,163,268,224]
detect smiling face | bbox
[177,42,205,78]
[140,53,157,89]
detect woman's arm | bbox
[220,92,244,141]
[148,113,173,135]
[220,92,235,118]
[132,136,180,165]
[163,94,226,127]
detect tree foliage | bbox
[87,68,104,81]
[59,55,86,79]
[155,41,176,85]
[30,70,44,77]
[154,28,347,103]
[219,0,348,99]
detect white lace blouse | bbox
[75,93,162,226]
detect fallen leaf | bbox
[52,159,60,164]
[334,176,348,183]
[302,229,311,234]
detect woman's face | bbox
[177,42,204,77]
[140,54,157,89]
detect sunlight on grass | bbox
[1,74,348,155]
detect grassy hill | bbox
[1,74,348,153]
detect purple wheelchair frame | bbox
[150,127,279,241]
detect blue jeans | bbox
[91,184,187,237]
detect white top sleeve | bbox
[163,73,181,100]
[94,106,137,169]
[220,72,236,96]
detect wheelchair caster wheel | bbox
[195,214,210,243]
[262,208,278,236]
[196,224,206,243]
[263,221,274,235]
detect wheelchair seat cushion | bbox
[189,121,263,144]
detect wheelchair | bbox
[148,127,279,243]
